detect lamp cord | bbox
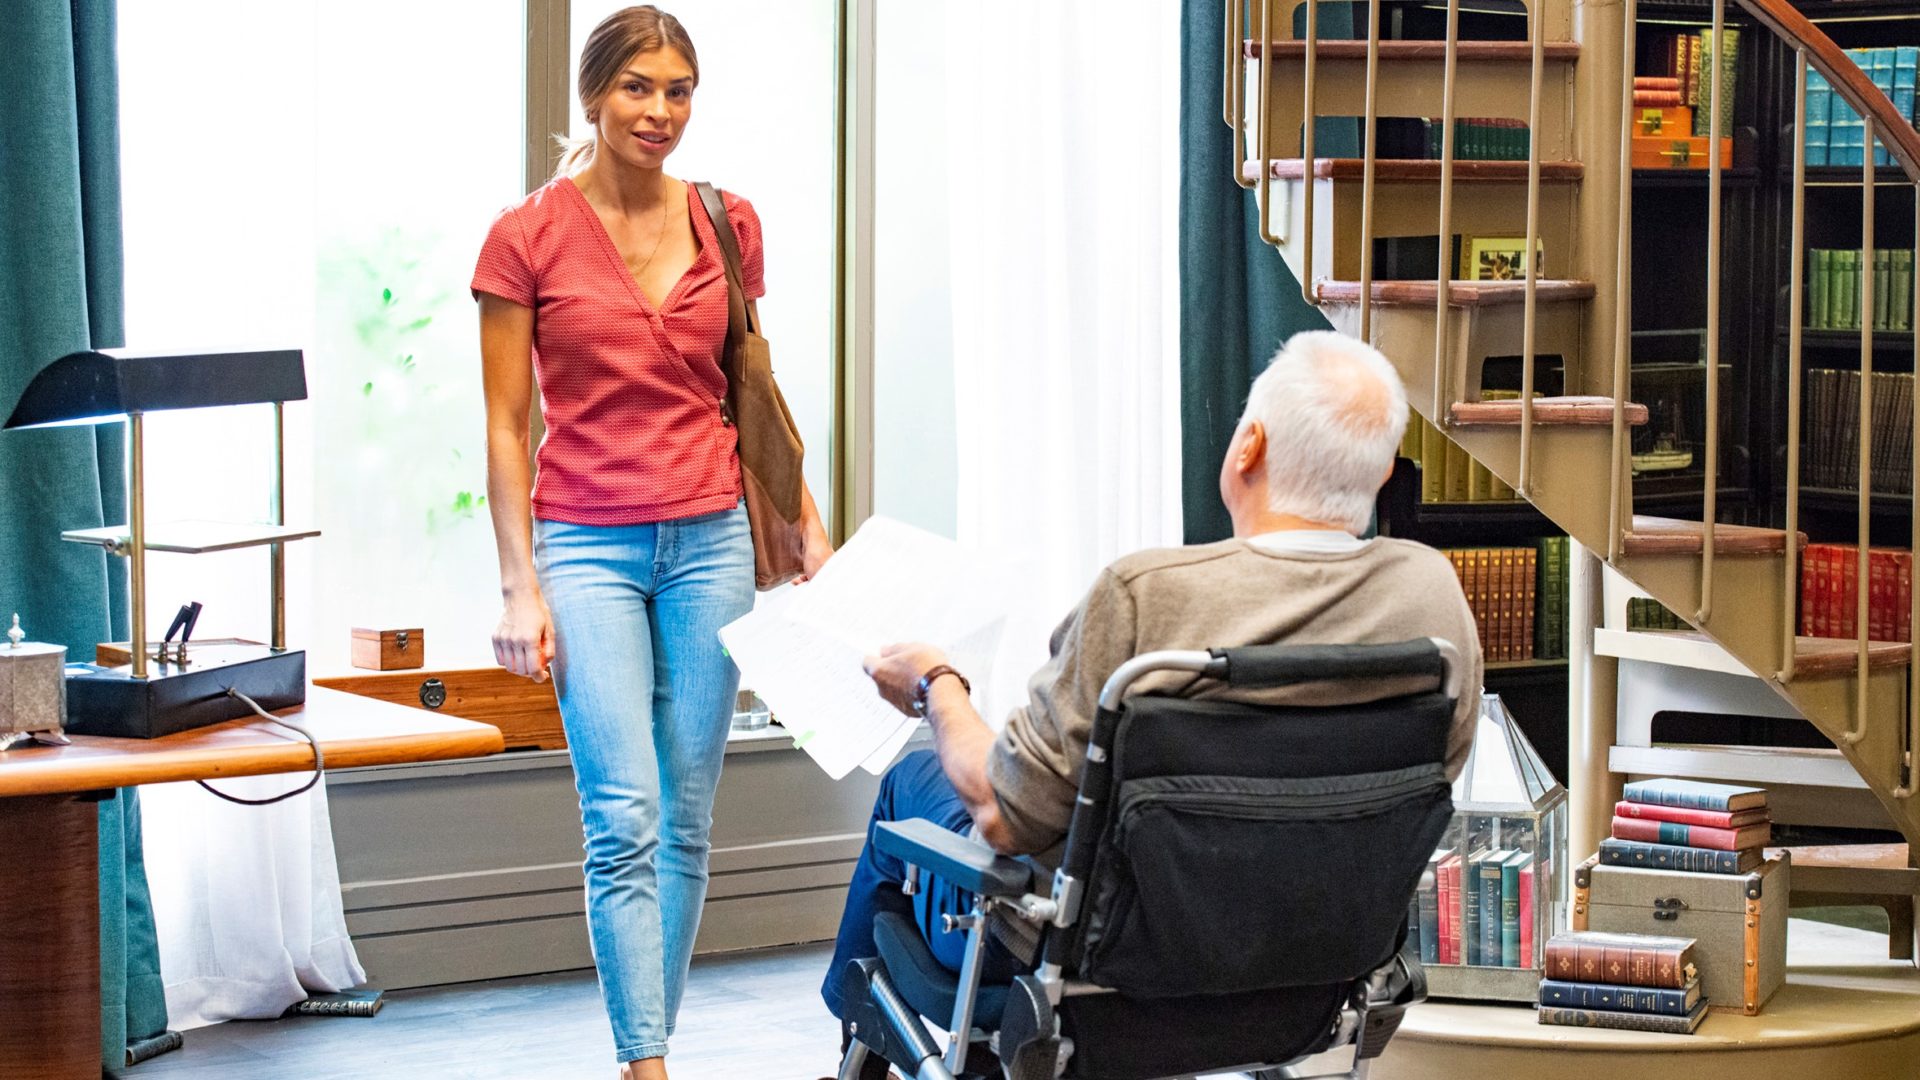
[194,687,325,806]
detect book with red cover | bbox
[1543,932,1696,989]
[1613,800,1769,829]
[1611,815,1772,850]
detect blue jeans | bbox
[820,750,1024,1019]
[535,503,755,1063]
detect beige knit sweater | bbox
[984,536,1484,856]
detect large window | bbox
[115,1,1176,675]
[121,0,527,672]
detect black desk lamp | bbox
[4,349,317,735]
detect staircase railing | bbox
[1714,0,1920,796]
[1226,0,1920,806]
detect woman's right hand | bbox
[494,588,556,683]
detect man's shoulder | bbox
[1102,538,1252,585]
[1103,535,1454,582]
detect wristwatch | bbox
[912,665,971,717]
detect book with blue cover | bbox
[1540,975,1703,1016]
[1806,68,1833,166]
[1872,48,1896,167]
[1622,779,1767,812]
[1476,849,1510,966]
[1599,838,1764,874]
[1500,851,1532,967]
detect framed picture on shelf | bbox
[1459,236,1545,281]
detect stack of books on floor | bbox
[1539,930,1708,1033]
[1601,779,1771,874]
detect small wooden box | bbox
[1576,853,1789,1015]
[351,627,424,671]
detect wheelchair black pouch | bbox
[1077,763,1452,998]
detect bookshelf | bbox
[1752,4,1920,547]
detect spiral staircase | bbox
[1228,0,1920,1072]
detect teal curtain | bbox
[2,0,170,1067]
[1178,0,1357,542]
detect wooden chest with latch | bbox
[1575,852,1789,1015]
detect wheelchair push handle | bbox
[1096,638,1464,711]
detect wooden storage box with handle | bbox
[352,627,424,671]
[1574,853,1789,1015]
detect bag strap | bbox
[692,181,760,337]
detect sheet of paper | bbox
[720,516,1037,779]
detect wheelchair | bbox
[833,638,1464,1080]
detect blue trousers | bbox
[821,749,1024,1019]
[536,503,755,1063]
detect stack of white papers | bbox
[719,517,1043,779]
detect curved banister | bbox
[1735,0,1920,178]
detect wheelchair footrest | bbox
[1357,1005,1409,1061]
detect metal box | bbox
[1576,852,1790,1015]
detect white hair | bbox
[1239,330,1410,532]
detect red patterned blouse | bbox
[471,176,765,526]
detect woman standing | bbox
[472,7,832,1076]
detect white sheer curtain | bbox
[139,778,364,1028]
[940,1,1185,617]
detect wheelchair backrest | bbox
[1050,640,1458,999]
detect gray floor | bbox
[130,943,845,1080]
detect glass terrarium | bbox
[1419,691,1569,1002]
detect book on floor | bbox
[1537,998,1709,1034]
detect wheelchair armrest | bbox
[873,819,1038,899]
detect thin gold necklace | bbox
[632,186,671,280]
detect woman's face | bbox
[592,46,694,171]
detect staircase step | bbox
[1449,396,1647,427]
[1621,515,1801,556]
[1767,843,1917,894]
[1610,743,1868,789]
[1792,635,1915,677]
[1242,158,1586,183]
[1312,279,1596,306]
[1599,627,1912,677]
[1247,40,1582,63]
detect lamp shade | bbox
[4,349,306,429]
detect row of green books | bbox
[1806,249,1915,332]
[1805,48,1920,168]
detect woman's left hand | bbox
[793,516,835,584]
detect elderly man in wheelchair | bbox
[823,331,1485,1080]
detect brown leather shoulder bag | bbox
[693,181,808,589]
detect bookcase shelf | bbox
[1785,328,1918,353]
[1633,167,1759,187]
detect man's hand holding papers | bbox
[717,517,1045,780]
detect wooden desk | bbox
[0,686,504,1079]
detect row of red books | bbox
[1799,543,1913,643]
